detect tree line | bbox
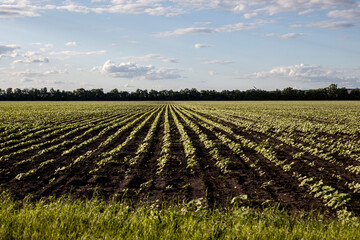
[0,84,359,101]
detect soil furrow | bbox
[180,106,327,213]
[2,108,160,200]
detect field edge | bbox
[1,191,360,240]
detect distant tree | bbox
[350,89,360,100]
[6,88,12,96]
[108,88,119,100]
[327,84,338,99]
[0,83,358,101]
[149,90,158,100]
[90,89,104,100]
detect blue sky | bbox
[1,0,360,91]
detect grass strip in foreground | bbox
[1,192,360,240]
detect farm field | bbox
[1,101,360,218]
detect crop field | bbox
[1,101,360,217]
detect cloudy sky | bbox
[1,0,360,91]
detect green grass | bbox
[1,192,360,240]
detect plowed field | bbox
[1,101,360,215]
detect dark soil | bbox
[1,105,359,216]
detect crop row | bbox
[1,102,359,217]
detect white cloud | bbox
[171,0,357,20]
[65,42,78,46]
[123,54,178,63]
[37,43,54,52]
[254,0,355,16]
[30,43,53,53]
[144,6,184,16]
[0,44,18,54]
[145,67,181,80]
[248,63,359,83]
[279,33,307,39]
[23,51,38,57]
[264,33,307,39]
[292,20,356,29]
[194,43,211,48]
[243,12,258,19]
[209,71,217,76]
[177,0,355,14]
[48,1,184,17]
[327,3,360,19]
[1,0,358,19]
[0,43,20,58]
[55,3,91,14]
[155,21,260,37]
[298,9,315,15]
[203,60,233,64]
[155,27,214,37]
[216,22,257,32]
[0,2,40,18]
[31,42,52,47]
[94,60,181,80]
[50,50,107,56]
[0,1,184,18]
[175,0,246,12]
[14,69,68,78]
[12,57,49,64]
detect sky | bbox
[1,0,360,91]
